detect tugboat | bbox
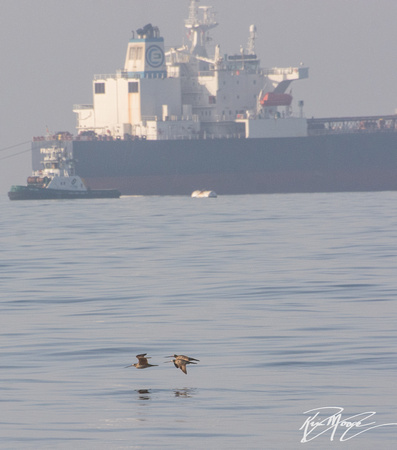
[8,146,121,200]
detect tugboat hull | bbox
[8,185,121,200]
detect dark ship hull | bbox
[8,185,121,200]
[32,129,397,196]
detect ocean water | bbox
[1,192,397,449]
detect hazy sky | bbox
[1,0,396,193]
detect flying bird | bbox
[167,356,198,375]
[165,354,200,362]
[125,353,158,369]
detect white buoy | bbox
[191,190,217,198]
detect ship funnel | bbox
[124,23,166,77]
[137,24,160,39]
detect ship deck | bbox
[33,114,397,143]
[307,114,397,136]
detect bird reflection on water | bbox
[136,389,151,401]
[134,388,196,400]
[174,388,196,398]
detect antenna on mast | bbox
[247,25,257,55]
[185,0,218,57]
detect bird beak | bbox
[125,364,133,368]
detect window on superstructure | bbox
[95,83,105,94]
[129,82,139,93]
[129,47,143,61]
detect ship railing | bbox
[141,115,200,123]
[146,134,245,140]
[94,74,114,80]
[73,104,93,110]
[94,71,128,80]
[198,71,215,77]
[33,132,247,142]
[147,134,201,140]
[308,127,397,136]
[263,67,300,75]
[33,134,73,142]
[307,115,397,136]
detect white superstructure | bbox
[73,0,309,141]
[30,146,87,191]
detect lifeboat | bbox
[260,92,293,107]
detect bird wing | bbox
[180,360,196,365]
[137,355,149,365]
[177,355,199,362]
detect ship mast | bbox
[185,0,218,57]
[247,25,257,55]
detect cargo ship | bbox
[31,0,397,196]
